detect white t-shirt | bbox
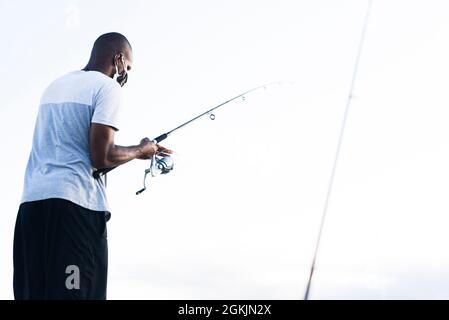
[21,70,122,212]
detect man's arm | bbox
[89,123,155,169]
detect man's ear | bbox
[112,53,125,68]
[112,53,121,65]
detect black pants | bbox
[13,198,109,300]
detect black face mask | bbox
[115,58,128,87]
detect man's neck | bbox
[83,63,113,78]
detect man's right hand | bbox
[137,138,158,159]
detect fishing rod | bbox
[93,82,283,193]
[303,0,374,300]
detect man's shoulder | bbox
[58,70,114,85]
[41,71,118,106]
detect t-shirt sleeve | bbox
[91,81,122,131]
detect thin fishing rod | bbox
[93,82,280,179]
[303,0,374,300]
[151,82,280,143]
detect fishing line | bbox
[303,0,374,300]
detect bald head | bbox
[84,32,133,79]
[91,32,132,59]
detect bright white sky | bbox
[1,0,449,300]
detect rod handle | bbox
[93,166,116,179]
[154,133,168,143]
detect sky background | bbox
[1,0,449,299]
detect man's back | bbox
[21,70,121,212]
[14,32,172,300]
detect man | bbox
[13,32,172,299]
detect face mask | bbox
[115,57,128,87]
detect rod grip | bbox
[93,166,116,179]
[154,133,168,143]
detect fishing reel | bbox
[152,155,174,175]
[136,153,174,195]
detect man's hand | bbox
[137,138,173,159]
[156,144,173,157]
[137,138,157,159]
